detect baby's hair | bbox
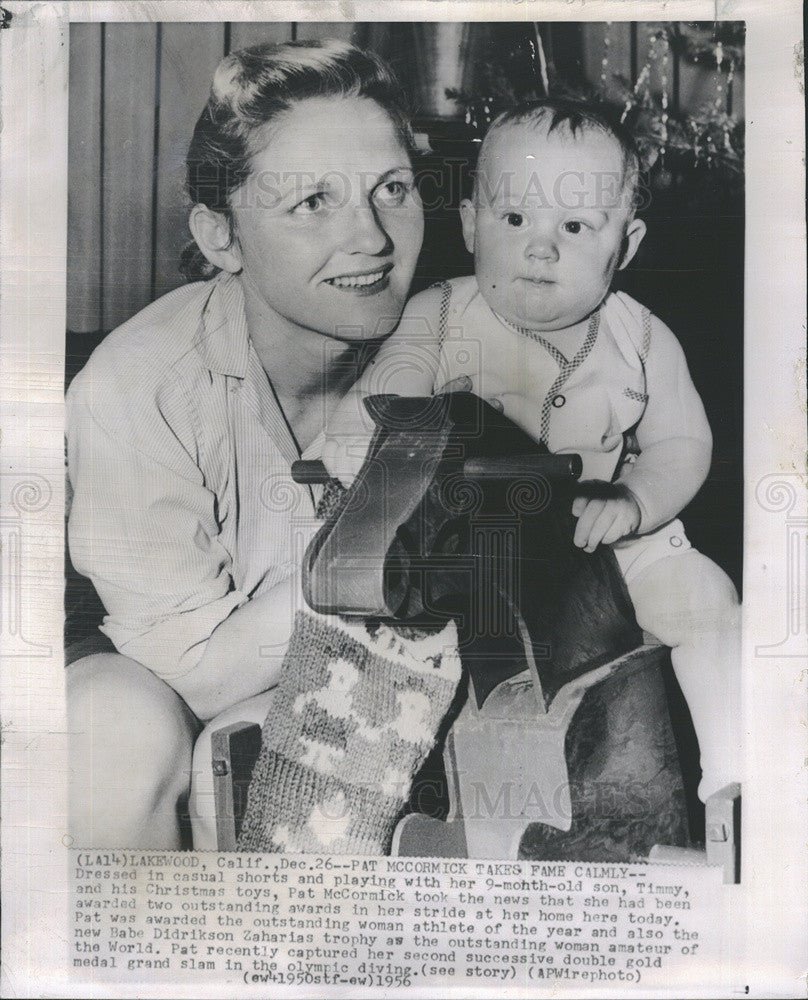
[474,96,643,212]
[182,39,415,280]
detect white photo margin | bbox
[1,1,805,997]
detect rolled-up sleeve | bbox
[67,369,246,681]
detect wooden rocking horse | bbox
[212,393,739,879]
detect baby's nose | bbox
[525,230,559,261]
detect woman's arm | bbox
[67,369,299,721]
[172,574,300,721]
[322,284,446,483]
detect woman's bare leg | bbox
[67,652,199,849]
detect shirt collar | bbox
[193,273,251,378]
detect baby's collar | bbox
[491,307,601,369]
[492,308,600,344]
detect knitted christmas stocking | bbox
[238,610,461,854]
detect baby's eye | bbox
[292,192,329,215]
[505,212,525,228]
[373,179,412,208]
[562,219,589,235]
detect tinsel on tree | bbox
[446,22,744,203]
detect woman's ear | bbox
[459,199,477,256]
[188,204,242,274]
[617,218,647,271]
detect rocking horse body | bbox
[282,393,690,861]
[214,392,739,875]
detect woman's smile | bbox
[324,264,393,293]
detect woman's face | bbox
[230,96,424,344]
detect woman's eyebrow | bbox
[282,173,326,197]
[297,165,413,189]
[253,171,324,210]
[372,165,415,184]
[266,165,414,209]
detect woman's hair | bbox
[181,39,416,280]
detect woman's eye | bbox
[505,212,525,228]
[293,192,328,215]
[374,180,410,208]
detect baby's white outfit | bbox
[433,276,698,586]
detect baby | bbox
[323,98,740,802]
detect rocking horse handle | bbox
[291,454,583,486]
[291,460,330,484]
[464,453,583,481]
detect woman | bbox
[66,39,425,849]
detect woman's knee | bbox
[67,652,199,797]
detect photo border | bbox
[1,2,805,996]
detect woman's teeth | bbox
[328,269,387,288]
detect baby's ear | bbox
[459,199,477,255]
[188,204,242,274]
[617,218,647,271]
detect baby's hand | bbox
[571,483,641,552]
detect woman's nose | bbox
[344,204,391,256]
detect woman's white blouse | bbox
[67,274,323,681]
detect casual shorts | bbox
[611,518,692,587]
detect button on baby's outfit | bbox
[669,535,683,548]
[552,394,566,408]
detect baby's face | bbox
[461,124,646,332]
